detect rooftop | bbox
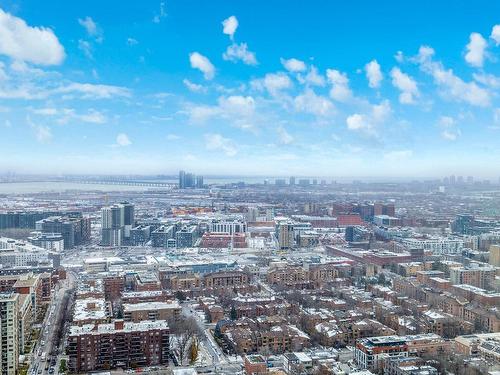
[69,319,169,336]
[123,301,180,311]
[73,298,108,322]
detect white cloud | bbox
[116,133,131,146]
[394,51,404,63]
[234,123,256,133]
[490,25,500,45]
[189,52,215,80]
[302,66,325,86]
[27,116,52,143]
[54,82,131,99]
[326,69,352,102]
[414,45,435,62]
[415,45,490,107]
[390,67,419,104]
[218,95,255,117]
[78,16,97,37]
[252,72,293,97]
[188,105,220,123]
[281,58,306,72]
[183,79,206,93]
[0,61,131,100]
[473,73,500,88]
[205,133,237,156]
[0,8,65,65]
[153,1,167,23]
[187,95,256,127]
[441,129,461,141]
[294,89,334,117]
[372,100,391,122]
[78,16,102,48]
[465,32,487,67]
[277,126,293,144]
[127,38,138,46]
[438,115,460,141]
[9,60,44,74]
[153,92,172,100]
[34,125,52,143]
[0,82,130,100]
[222,16,238,40]
[365,59,383,88]
[345,100,390,135]
[78,39,93,59]
[33,107,107,124]
[78,109,107,124]
[346,113,369,131]
[33,107,58,116]
[439,116,455,127]
[264,73,292,94]
[223,43,257,65]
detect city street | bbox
[29,272,76,375]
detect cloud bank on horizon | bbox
[1,1,500,178]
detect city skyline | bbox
[2,1,500,177]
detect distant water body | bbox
[0,178,267,194]
[0,182,156,194]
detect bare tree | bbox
[168,316,202,365]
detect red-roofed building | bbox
[337,214,364,227]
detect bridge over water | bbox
[57,179,177,188]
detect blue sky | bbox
[1,0,500,178]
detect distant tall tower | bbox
[289,176,296,186]
[185,173,195,188]
[101,206,121,246]
[196,175,204,188]
[101,202,134,246]
[277,222,294,250]
[179,170,186,189]
[179,170,199,188]
[121,201,135,239]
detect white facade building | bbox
[209,219,247,234]
[401,237,464,254]
[0,237,53,267]
[27,232,64,252]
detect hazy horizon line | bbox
[0,172,497,183]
